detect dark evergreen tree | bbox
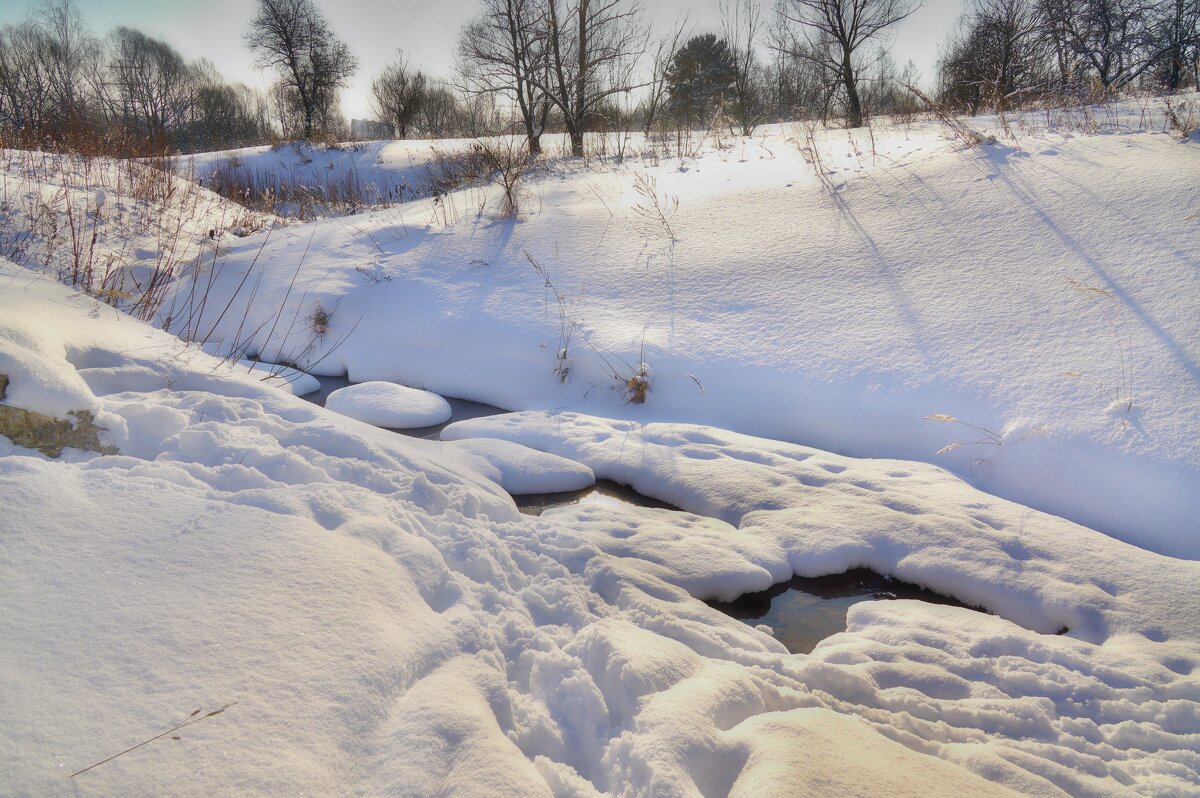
[665,34,739,125]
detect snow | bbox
[3,100,1200,796]
[445,437,596,495]
[4,264,1200,795]
[325,379,453,428]
[158,101,1200,558]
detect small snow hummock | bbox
[325,381,452,428]
[444,437,595,495]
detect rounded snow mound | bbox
[325,381,452,428]
[445,437,595,495]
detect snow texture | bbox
[3,262,1200,796]
[445,437,596,495]
[325,379,453,428]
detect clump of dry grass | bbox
[308,301,331,338]
[632,171,678,240]
[1063,277,1136,421]
[525,249,576,383]
[624,365,651,404]
[903,84,996,147]
[589,325,652,405]
[924,413,1047,472]
[0,148,226,321]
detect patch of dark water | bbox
[514,479,681,516]
[708,569,978,655]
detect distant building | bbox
[351,119,394,140]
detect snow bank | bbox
[325,379,453,427]
[5,188,1200,794]
[158,106,1200,557]
[0,149,266,314]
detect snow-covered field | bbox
[2,100,1199,795]
[166,104,1200,558]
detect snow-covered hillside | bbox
[3,98,1199,796]
[3,260,1200,796]
[165,105,1200,558]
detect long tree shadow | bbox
[985,157,1200,388]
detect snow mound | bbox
[445,437,595,495]
[325,380,452,428]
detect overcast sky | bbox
[0,0,965,120]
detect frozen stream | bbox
[300,375,982,652]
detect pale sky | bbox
[0,0,965,120]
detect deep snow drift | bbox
[3,260,1200,795]
[161,104,1200,558]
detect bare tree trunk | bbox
[567,123,584,157]
[842,54,863,127]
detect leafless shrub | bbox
[424,145,490,196]
[1164,97,1197,139]
[474,138,533,217]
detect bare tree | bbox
[457,0,553,155]
[939,0,1050,112]
[722,0,764,134]
[765,23,840,122]
[0,22,57,140]
[371,55,427,138]
[418,81,467,137]
[776,0,921,127]
[1041,0,1177,90]
[1150,0,1200,89]
[244,0,357,140]
[108,27,198,144]
[190,61,273,150]
[0,1,104,144]
[537,0,648,156]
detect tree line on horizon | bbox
[0,0,1196,156]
